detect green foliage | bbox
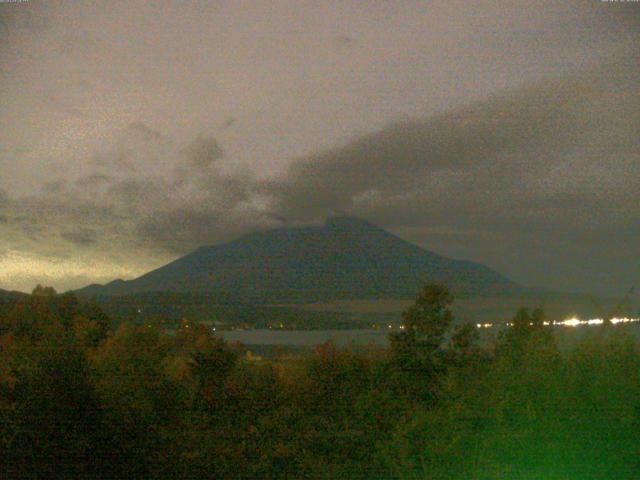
[1,285,639,479]
[380,322,640,479]
[400,283,454,349]
[0,314,106,478]
[388,284,457,402]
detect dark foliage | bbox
[1,285,639,479]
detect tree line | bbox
[1,284,639,479]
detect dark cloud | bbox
[125,121,165,144]
[255,58,639,293]
[595,1,640,32]
[134,209,225,252]
[21,223,48,241]
[333,35,354,49]
[0,2,638,293]
[0,2,49,47]
[75,173,112,189]
[185,135,225,170]
[222,117,236,129]
[88,122,172,173]
[42,180,67,194]
[61,228,98,246]
[1,54,637,294]
[267,57,639,228]
[0,126,258,264]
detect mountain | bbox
[76,216,520,302]
[0,288,26,315]
[0,288,25,300]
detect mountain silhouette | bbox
[0,288,25,300]
[76,216,519,301]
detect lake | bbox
[219,329,390,346]
[218,324,640,349]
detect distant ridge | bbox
[0,288,27,315]
[76,216,520,302]
[0,288,26,300]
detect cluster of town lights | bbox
[476,317,640,329]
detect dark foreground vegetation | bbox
[1,285,639,479]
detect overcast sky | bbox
[0,0,638,295]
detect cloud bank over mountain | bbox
[0,1,637,293]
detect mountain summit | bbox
[76,217,518,301]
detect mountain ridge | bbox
[76,216,520,301]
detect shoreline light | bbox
[475,316,640,329]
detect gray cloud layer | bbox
[0,1,638,293]
[269,56,640,295]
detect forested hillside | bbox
[1,285,639,479]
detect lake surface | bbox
[220,329,390,346]
[219,324,640,348]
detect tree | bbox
[0,316,104,479]
[90,324,177,478]
[498,306,551,358]
[449,322,479,361]
[388,284,455,399]
[74,300,111,347]
[31,285,57,297]
[390,284,454,356]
